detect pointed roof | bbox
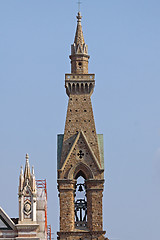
[24,153,31,180]
[70,11,89,57]
[74,12,85,46]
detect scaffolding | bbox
[36,180,52,240]
[47,225,51,240]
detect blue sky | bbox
[0,1,160,240]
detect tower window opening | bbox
[75,176,87,229]
[78,62,82,68]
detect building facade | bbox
[57,12,108,240]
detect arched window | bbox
[75,175,87,229]
[72,83,75,93]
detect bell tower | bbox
[57,12,107,240]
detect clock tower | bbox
[57,12,108,240]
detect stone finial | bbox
[77,11,82,22]
[26,153,29,161]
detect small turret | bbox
[18,154,37,223]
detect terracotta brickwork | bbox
[57,11,107,240]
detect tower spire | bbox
[70,12,89,74]
[74,12,85,46]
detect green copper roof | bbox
[57,134,64,170]
[97,134,104,169]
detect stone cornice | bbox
[57,230,106,236]
[16,224,39,230]
[86,179,105,184]
[57,179,76,184]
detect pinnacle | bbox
[24,153,31,180]
[20,165,23,175]
[32,165,35,175]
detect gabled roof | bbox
[60,131,103,172]
[0,207,17,231]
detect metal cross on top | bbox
[77,0,82,12]
[77,150,84,159]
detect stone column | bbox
[32,195,37,222]
[58,179,76,232]
[86,179,104,232]
[19,194,24,222]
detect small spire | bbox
[74,12,85,46]
[24,153,31,180]
[20,166,23,175]
[32,166,35,175]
